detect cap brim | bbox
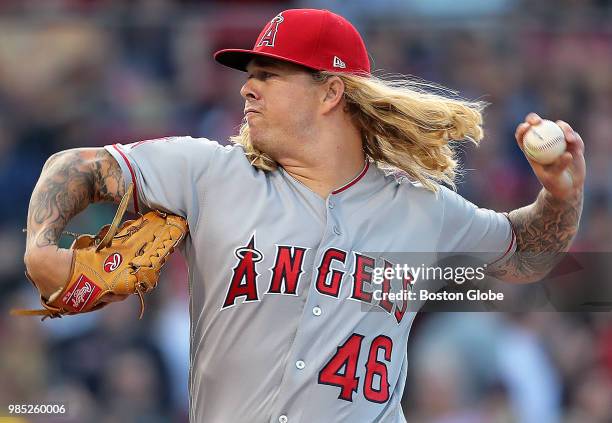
[214,49,320,72]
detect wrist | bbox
[541,186,583,205]
[23,246,73,299]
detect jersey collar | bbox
[331,160,370,195]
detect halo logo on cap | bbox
[214,9,371,75]
[257,13,284,47]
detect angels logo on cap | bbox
[214,8,370,75]
[257,13,284,47]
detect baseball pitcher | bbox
[21,9,584,423]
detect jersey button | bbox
[328,200,334,209]
[278,415,288,423]
[296,360,306,370]
[333,225,341,235]
[312,306,322,316]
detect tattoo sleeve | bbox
[489,188,583,283]
[26,148,126,249]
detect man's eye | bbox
[246,71,276,81]
[260,70,279,79]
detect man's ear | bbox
[321,76,345,113]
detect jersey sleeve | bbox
[436,185,516,265]
[104,136,221,221]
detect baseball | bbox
[523,119,567,164]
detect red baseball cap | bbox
[214,9,370,75]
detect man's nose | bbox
[240,79,259,100]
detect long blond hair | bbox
[230,71,486,191]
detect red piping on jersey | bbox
[131,137,171,149]
[112,144,140,214]
[331,161,370,195]
[490,221,516,265]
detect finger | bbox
[565,130,585,155]
[526,112,542,125]
[555,120,574,140]
[555,120,580,150]
[571,150,587,186]
[543,152,573,174]
[564,134,581,156]
[555,119,572,131]
[515,122,531,148]
[573,131,585,151]
[555,120,584,155]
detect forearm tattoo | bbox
[490,189,583,281]
[27,149,125,248]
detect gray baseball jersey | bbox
[105,136,515,423]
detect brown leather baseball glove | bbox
[12,183,188,320]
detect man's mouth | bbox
[244,108,261,116]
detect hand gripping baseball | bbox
[12,183,189,320]
[516,113,586,201]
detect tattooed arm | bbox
[489,113,586,283]
[490,188,583,282]
[24,148,126,298]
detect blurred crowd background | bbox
[1,0,611,422]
